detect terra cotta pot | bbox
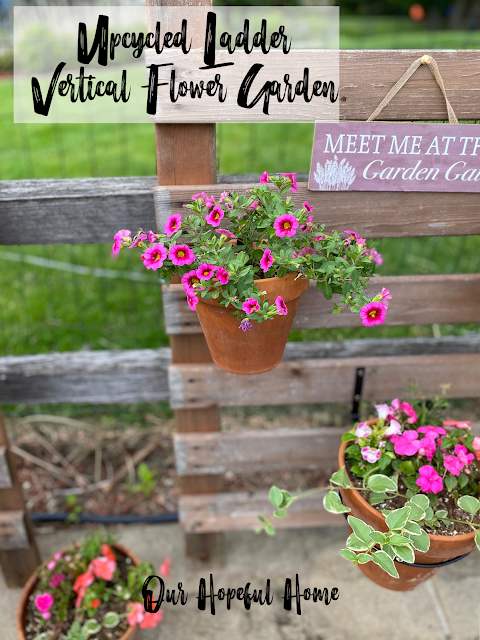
[195,272,310,374]
[16,542,140,640]
[338,438,476,591]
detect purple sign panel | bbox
[309,122,480,193]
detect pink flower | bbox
[206,205,225,227]
[274,214,299,238]
[280,172,298,193]
[215,228,236,239]
[73,569,94,607]
[361,447,382,463]
[385,419,402,436]
[192,192,208,201]
[129,233,147,248]
[297,246,318,258]
[417,435,438,461]
[204,196,216,209]
[360,302,386,327]
[169,244,195,266]
[148,230,157,243]
[112,229,131,254]
[303,201,314,212]
[392,399,418,424]
[344,230,366,246]
[186,290,199,311]
[443,420,471,430]
[218,191,229,203]
[472,437,480,459]
[368,249,383,265]
[53,552,62,560]
[216,267,229,284]
[356,423,372,438]
[242,298,260,314]
[260,248,274,273]
[443,454,464,476]
[239,319,253,331]
[49,573,66,588]
[164,214,181,237]
[418,426,446,438]
[454,444,475,466]
[260,171,270,184]
[375,403,393,420]
[393,430,421,456]
[101,545,116,561]
[248,200,259,210]
[35,593,54,614]
[90,556,116,581]
[378,288,391,309]
[276,296,288,316]
[126,602,144,627]
[181,270,202,293]
[46,560,56,571]
[197,263,216,280]
[140,610,164,629]
[314,235,325,241]
[416,465,443,494]
[159,556,171,578]
[141,243,167,270]
[300,215,314,233]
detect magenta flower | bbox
[260,248,274,273]
[417,435,437,461]
[344,230,366,246]
[378,288,391,309]
[239,319,253,331]
[148,230,157,243]
[274,214,299,238]
[53,552,62,561]
[385,419,402,436]
[280,172,299,193]
[218,191,229,203]
[416,465,443,494]
[361,447,382,463]
[225,202,234,210]
[297,246,318,258]
[314,235,325,241]
[215,228,236,239]
[112,229,131,254]
[360,302,386,327]
[186,290,199,311]
[443,454,464,476]
[206,205,225,227]
[35,593,54,614]
[393,430,421,456]
[168,244,195,266]
[49,573,66,588]
[141,243,167,270]
[392,399,418,424]
[454,445,475,467]
[275,296,288,316]
[216,267,229,284]
[181,269,202,293]
[192,192,208,201]
[303,201,314,212]
[129,233,148,249]
[248,200,259,210]
[242,298,260,314]
[260,171,270,184]
[418,426,446,438]
[197,263,216,280]
[164,214,181,237]
[300,215,314,233]
[369,249,383,265]
[46,560,56,571]
[205,196,216,210]
[356,423,372,438]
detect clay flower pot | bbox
[16,543,140,640]
[195,272,310,375]
[338,440,476,591]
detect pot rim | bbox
[16,541,141,640]
[339,430,476,544]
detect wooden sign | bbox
[309,122,480,193]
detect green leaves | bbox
[398,461,416,477]
[458,496,480,517]
[340,549,357,561]
[385,506,411,531]
[475,529,480,551]
[330,466,352,488]
[445,476,458,492]
[103,612,120,629]
[83,620,102,636]
[391,544,415,564]
[346,533,370,552]
[269,486,283,509]
[372,550,399,579]
[348,516,373,545]
[369,492,389,506]
[323,491,350,515]
[407,530,430,553]
[410,494,429,510]
[357,553,373,564]
[367,474,398,493]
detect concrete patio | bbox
[2,522,479,640]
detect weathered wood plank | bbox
[168,352,480,409]
[179,490,341,533]
[0,447,12,489]
[162,274,480,334]
[174,427,345,476]
[0,511,29,551]
[0,348,170,404]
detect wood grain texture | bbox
[162,274,480,334]
[0,348,170,404]
[0,447,12,489]
[179,490,341,533]
[168,352,480,409]
[155,182,480,239]
[0,511,29,551]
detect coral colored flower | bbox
[300,215,314,233]
[101,544,116,561]
[473,437,480,451]
[49,573,66,588]
[361,447,381,463]
[276,296,288,316]
[368,249,383,265]
[385,419,402,436]
[356,423,372,438]
[168,244,195,266]
[90,599,101,608]
[455,444,475,466]
[164,214,181,237]
[375,403,393,420]
[159,556,171,578]
[186,290,199,311]
[141,243,167,270]
[216,267,229,284]
[416,465,443,494]
[417,435,437,462]
[46,560,56,571]
[360,302,386,327]
[280,172,298,193]
[192,192,208,201]
[378,288,392,309]
[393,430,421,456]
[197,263,216,280]
[215,228,236,239]
[443,420,471,429]
[392,399,418,424]
[140,610,164,629]
[90,556,116,581]
[112,229,131,254]
[260,171,270,184]
[73,569,94,607]
[443,454,464,476]
[129,233,148,248]
[35,593,54,613]
[248,200,259,210]
[239,319,253,331]
[126,602,145,627]
[274,214,299,238]
[260,248,274,273]
[206,205,225,227]
[242,298,260,314]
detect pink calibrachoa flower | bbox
[361,447,382,463]
[225,202,234,210]
[275,296,288,316]
[416,465,444,494]
[454,444,475,467]
[239,319,253,331]
[129,233,147,249]
[164,214,181,237]
[126,602,145,627]
[297,246,318,258]
[260,171,270,184]
[356,423,372,438]
[274,214,299,238]
[417,435,438,462]
[314,235,325,241]
[280,172,298,193]
[169,244,195,266]
[49,573,66,588]
[375,403,393,420]
[378,287,392,309]
[385,419,402,436]
[112,229,131,254]
[443,420,471,429]
[46,560,56,571]
[303,201,314,212]
[197,263,216,280]
[140,610,164,629]
[393,430,421,456]
[260,248,274,273]
[142,243,167,270]
[368,249,383,265]
[159,556,171,578]
[300,215,313,233]
[204,196,216,210]
[206,205,225,227]
[90,556,116,581]
[192,192,208,202]
[344,230,366,247]
[360,302,386,327]
[443,454,464,476]
[216,267,229,284]
[181,270,202,293]
[35,593,54,614]
[218,191,229,203]
[248,200,260,210]
[215,228,236,239]
[242,298,260,314]
[148,230,157,243]
[392,399,418,424]
[186,290,199,311]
